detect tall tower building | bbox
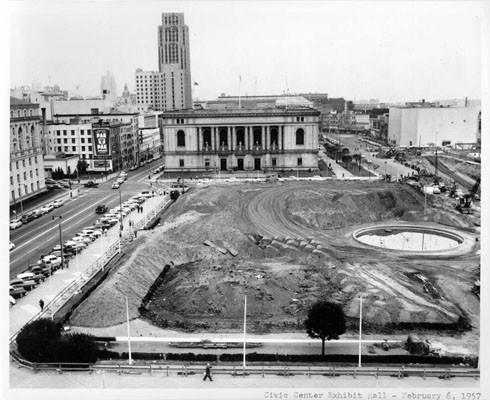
[101,71,117,103]
[157,12,192,109]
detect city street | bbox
[9,163,165,279]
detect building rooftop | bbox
[10,96,38,107]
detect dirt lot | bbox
[69,179,481,354]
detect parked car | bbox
[138,191,152,198]
[45,178,56,185]
[28,265,51,277]
[40,203,54,214]
[41,254,62,268]
[84,180,99,188]
[9,286,27,299]
[21,212,36,224]
[95,204,108,214]
[153,165,164,174]
[81,229,102,238]
[10,279,37,291]
[72,235,92,244]
[53,199,65,208]
[17,271,45,284]
[10,219,23,230]
[10,295,16,306]
[32,209,45,218]
[112,182,120,189]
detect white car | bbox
[119,171,128,176]
[112,182,120,189]
[40,203,55,213]
[81,229,102,238]
[71,236,92,244]
[10,219,23,230]
[138,191,152,198]
[9,241,15,251]
[53,199,65,208]
[42,254,62,267]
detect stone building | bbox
[9,97,46,205]
[161,107,320,172]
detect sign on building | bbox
[93,128,110,156]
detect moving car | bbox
[9,241,15,251]
[84,180,99,188]
[112,182,120,189]
[10,219,23,230]
[95,204,108,214]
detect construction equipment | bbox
[456,177,480,214]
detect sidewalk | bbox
[9,192,169,339]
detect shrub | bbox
[48,333,99,364]
[16,318,62,362]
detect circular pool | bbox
[353,225,465,252]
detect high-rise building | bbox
[101,71,117,103]
[158,12,192,109]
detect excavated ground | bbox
[69,180,480,352]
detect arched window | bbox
[10,110,13,118]
[23,109,27,117]
[177,130,185,147]
[18,127,23,150]
[296,128,305,145]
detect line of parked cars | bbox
[10,199,65,230]
[9,188,153,306]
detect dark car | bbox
[95,204,108,214]
[21,212,36,224]
[84,181,99,188]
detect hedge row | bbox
[96,350,477,367]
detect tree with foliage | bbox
[77,159,89,175]
[48,333,99,363]
[16,318,99,364]
[305,301,346,356]
[16,318,62,362]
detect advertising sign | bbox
[93,128,110,156]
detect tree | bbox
[48,333,99,363]
[305,301,346,356]
[77,159,89,174]
[16,318,62,362]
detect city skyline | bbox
[5,1,490,102]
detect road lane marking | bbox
[9,194,114,265]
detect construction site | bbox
[66,145,481,359]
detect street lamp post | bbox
[52,215,64,270]
[435,132,438,178]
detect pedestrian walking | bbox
[39,299,44,311]
[203,363,213,381]
[103,228,107,237]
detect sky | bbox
[5,0,490,102]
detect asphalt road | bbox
[9,167,159,280]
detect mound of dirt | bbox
[69,181,479,336]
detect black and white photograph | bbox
[3,1,489,399]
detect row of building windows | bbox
[11,157,39,170]
[12,181,41,199]
[11,109,37,118]
[51,137,92,144]
[10,168,40,184]
[178,157,302,168]
[175,128,305,147]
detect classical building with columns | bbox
[161,107,320,172]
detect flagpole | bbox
[126,296,133,365]
[243,294,247,369]
[358,295,363,367]
[238,75,242,109]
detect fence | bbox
[9,350,479,380]
[9,196,171,345]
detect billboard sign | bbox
[93,128,110,156]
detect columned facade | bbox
[161,108,320,172]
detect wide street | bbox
[9,162,165,280]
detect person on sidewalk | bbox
[39,299,44,311]
[203,363,213,382]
